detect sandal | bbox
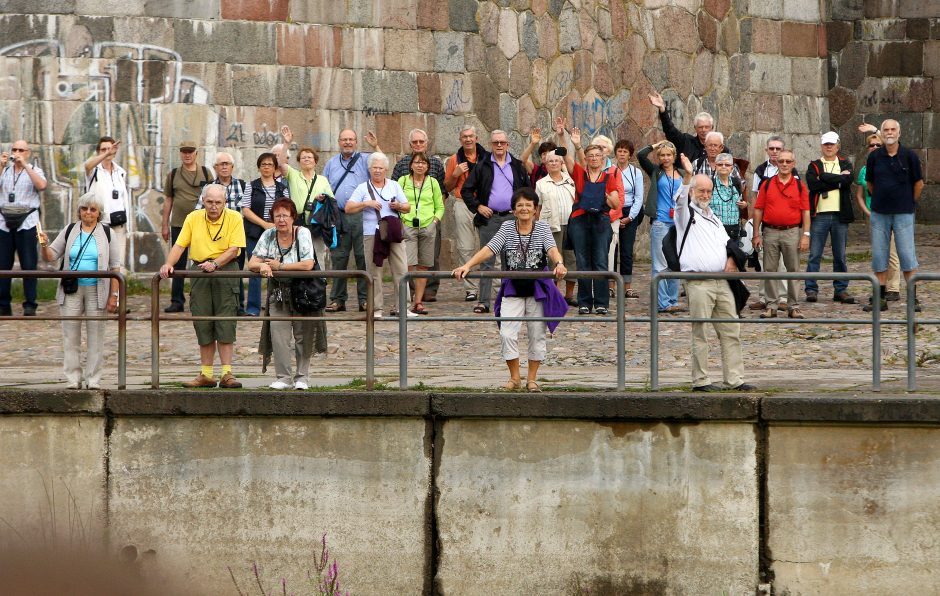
[465,291,478,302]
[625,289,639,299]
[609,287,615,297]
[473,303,490,314]
[565,296,578,307]
[527,381,542,393]
[412,302,428,315]
[504,378,522,391]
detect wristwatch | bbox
[802,232,811,237]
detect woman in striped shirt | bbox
[453,188,568,392]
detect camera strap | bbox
[68,224,97,271]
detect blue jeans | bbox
[805,212,849,294]
[871,211,917,272]
[650,220,679,311]
[245,236,261,315]
[567,214,612,309]
[0,226,39,310]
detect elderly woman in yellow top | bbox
[159,184,247,389]
[397,151,444,315]
[38,192,120,389]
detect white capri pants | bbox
[499,296,548,361]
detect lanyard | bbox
[205,210,226,242]
[494,159,513,186]
[514,222,532,267]
[410,175,426,216]
[70,226,97,271]
[368,181,389,202]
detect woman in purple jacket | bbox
[453,188,568,392]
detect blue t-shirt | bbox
[656,174,681,224]
[69,231,99,286]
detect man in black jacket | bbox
[648,90,712,164]
[461,130,531,312]
[804,131,855,304]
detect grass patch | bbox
[9,275,169,301]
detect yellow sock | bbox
[221,364,232,376]
[201,365,215,379]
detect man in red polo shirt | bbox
[752,150,809,319]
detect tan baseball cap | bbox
[179,140,197,151]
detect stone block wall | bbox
[826,1,939,214]
[0,1,932,271]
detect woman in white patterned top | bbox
[248,198,321,390]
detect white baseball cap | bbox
[820,131,840,145]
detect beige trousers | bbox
[363,235,408,312]
[452,200,479,292]
[762,227,800,307]
[687,279,743,388]
[61,284,105,387]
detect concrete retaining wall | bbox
[1,391,939,594]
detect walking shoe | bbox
[805,291,818,303]
[594,307,609,315]
[218,373,242,389]
[914,300,923,313]
[862,298,888,312]
[294,380,309,390]
[787,307,805,319]
[578,306,591,315]
[833,292,856,304]
[373,311,383,319]
[23,305,36,316]
[359,302,367,312]
[730,383,757,391]
[748,300,767,311]
[325,301,345,312]
[692,383,722,392]
[164,302,184,313]
[885,291,901,302]
[182,374,217,388]
[269,380,290,390]
[759,307,776,319]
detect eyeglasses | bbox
[272,214,293,220]
[491,141,508,146]
[716,163,733,167]
[79,206,99,212]
[411,139,427,144]
[11,148,28,152]
[767,147,783,151]
[259,163,275,168]
[777,159,795,164]
[868,143,883,148]
[216,161,233,166]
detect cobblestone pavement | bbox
[2,226,940,393]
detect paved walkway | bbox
[2,226,940,394]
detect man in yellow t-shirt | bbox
[160,184,247,388]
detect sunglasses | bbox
[491,141,508,146]
[777,159,795,164]
[868,143,883,148]
[11,148,28,153]
[767,147,783,151]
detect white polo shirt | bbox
[674,184,730,273]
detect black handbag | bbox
[109,210,127,226]
[289,236,326,314]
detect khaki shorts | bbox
[403,221,437,267]
[190,261,239,345]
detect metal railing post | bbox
[399,272,410,390]
[650,271,660,391]
[907,274,918,391]
[870,274,881,392]
[615,273,625,391]
[117,272,127,390]
[151,273,161,389]
[365,272,375,391]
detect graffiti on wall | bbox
[0,39,213,270]
[569,95,626,139]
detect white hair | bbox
[367,152,390,169]
[202,183,226,200]
[704,131,724,145]
[460,124,477,136]
[491,129,508,140]
[693,112,714,127]
[592,135,613,151]
[408,128,428,142]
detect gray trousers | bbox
[61,284,105,387]
[269,299,311,384]
[329,210,368,305]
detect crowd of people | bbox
[0,90,925,392]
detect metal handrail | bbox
[150,270,374,389]
[0,270,128,389]
[649,270,882,391]
[906,273,940,391]
[397,270,625,390]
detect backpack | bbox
[168,166,212,194]
[308,194,341,249]
[662,206,694,272]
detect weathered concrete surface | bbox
[769,425,940,593]
[435,420,758,594]
[0,415,106,550]
[108,417,429,594]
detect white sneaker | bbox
[406,309,419,318]
[373,311,383,319]
[269,380,290,390]
[294,380,309,390]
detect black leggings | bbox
[618,212,645,277]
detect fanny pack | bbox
[0,205,36,232]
